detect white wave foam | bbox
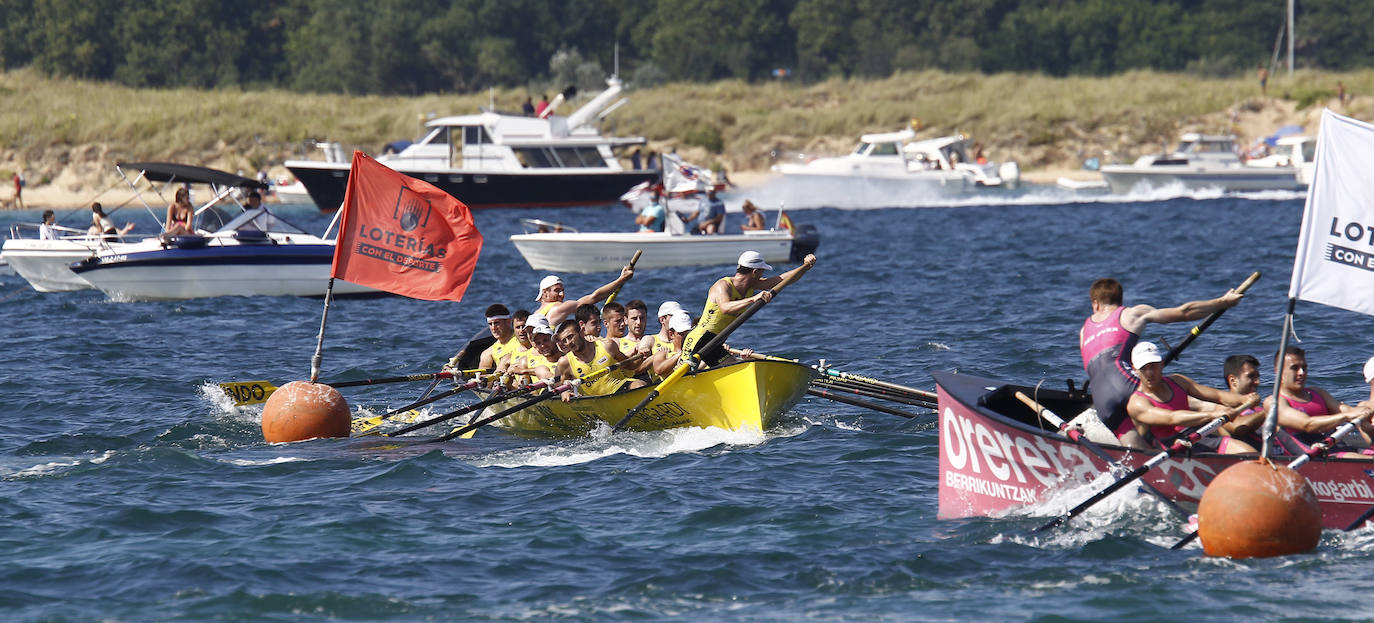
[470,425,768,469]
[2,450,117,479]
[219,456,308,466]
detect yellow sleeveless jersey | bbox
[484,335,519,367]
[617,335,640,356]
[564,341,632,396]
[681,277,753,356]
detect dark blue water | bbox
[4,189,1374,622]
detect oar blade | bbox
[219,380,278,406]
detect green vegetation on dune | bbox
[2,67,1372,188]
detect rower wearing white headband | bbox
[478,303,519,371]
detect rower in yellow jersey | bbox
[495,310,533,384]
[554,319,646,400]
[601,302,642,356]
[680,250,818,367]
[522,316,561,382]
[624,299,650,352]
[532,264,635,326]
[446,304,519,373]
[640,300,683,359]
[649,310,694,380]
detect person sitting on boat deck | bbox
[89,203,134,240]
[1079,277,1245,443]
[553,319,646,401]
[1123,342,1259,454]
[533,265,635,327]
[650,310,694,379]
[163,187,195,238]
[38,209,58,240]
[681,188,726,235]
[1269,346,1374,454]
[739,200,766,232]
[681,250,818,368]
[625,299,650,353]
[636,188,666,233]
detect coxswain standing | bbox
[680,251,817,368]
[553,319,646,401]
[533,265,634,326]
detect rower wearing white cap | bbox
[532,264,635,326]
[680,250,817,367]
[1122,341,1258,453]
[1362,356,1374,406]
[521,316,561,382]
[639,300,684,358]
[650,310,695,379]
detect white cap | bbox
[1363,356,1374,384]
[527,314,553,335]
[1131,341,1164,369]
[535,275,562,300]
[738,250,772,271]
[657,300,683,318]
[668,310,693,333]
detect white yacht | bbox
[772,128,1020,192]
[285,76,658,211]
[1245,135,1316,186]
[1099,133,1304,193]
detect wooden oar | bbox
[603,249,642,307]
[611,260,815,432]
[1169,419,1364,549]
[374,383,545,438]
[1032,397,1255,533]
[811,378,936,409]
[814,376,936,405]
[1014,392,1190,521]
[806,387,921,419]
[431,353,647,442]
[813,365,938,402]
[350,375,493,436]
[1160,272,1260,366]
[219,369,485,406]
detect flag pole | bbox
[1260,297,1298,460]
[309,277,337,383]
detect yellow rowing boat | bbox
[478,359,816,437]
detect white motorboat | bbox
[286,76,658,211]
[1099,133,1304,193]
[70,207,377,301]
[772,128,1020,192]
[1,162,266,293]
[1245,135,1316,186]
[509,218,820,273]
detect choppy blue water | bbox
[4,185,1374,622]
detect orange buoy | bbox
[260,381,351,443]
[1197,459,1322,558]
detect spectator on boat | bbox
[38,210,58,240]
[636,188,666,233]
[645,151,660,170]
[680,250,818,368]
[535,94,549,117]
[522,96,535,116]
[532,266,635,327]
[1122,342,1258,454]
[553,318,646,401]
[1269,346,1374,453]
[90,203,134,240]
[244,189,263,210]
[974,143,988,165]
[739,200,766,231]
[163,187,195,238]
[682,189,726,235]
[630,148,642,170]
[1078,277,1245,442]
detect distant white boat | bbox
[1245,135,1316,186]
[1099,133,1303,193]
[772,128,1020,192]
[509,219,820,273]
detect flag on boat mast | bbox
[1289,109,1374,316]
[330,151,483,301]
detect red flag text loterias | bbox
[330,152,483,301]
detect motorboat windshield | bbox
[214,207,310,235]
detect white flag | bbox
[1289,109,1374,316]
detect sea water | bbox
[2,185,1373,622]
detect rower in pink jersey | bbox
[1123,341,1257,453]
[1270,346,1374,452]
[1079,278,1245,441]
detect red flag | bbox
[330,152,483,301]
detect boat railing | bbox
[519,218,580,235]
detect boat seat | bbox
[233,229,274,244]
[165,235,209,249]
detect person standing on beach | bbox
[1078,278,1245,442]
[12,171,23,210]
[1258,66,1269,95]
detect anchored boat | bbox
[934,370,1374,529]
[1099,133,1304,193]
[476,359,817,437]
[509,218,820,273]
